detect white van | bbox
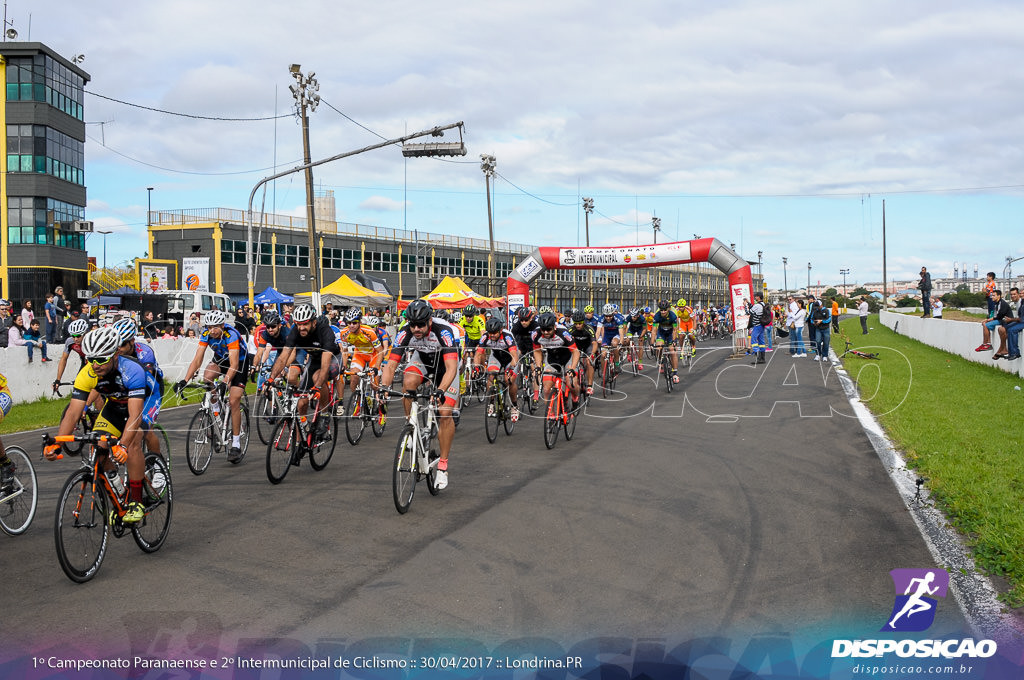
[162,289,235,325]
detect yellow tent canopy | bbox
[295,274,393,307]
[399,276,504,310]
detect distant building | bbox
[0,42,91,305]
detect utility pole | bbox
[782,257,788,299]
[289,64,320,306]
[807,262,811,293]
[840,268,850,297]
[652,216,661,244]
[583,197,594,304]
[882,199,887,307]
[480,154,496,296]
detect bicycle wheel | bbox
[143,423,173,475]
[393,425,417,514]
[309,409,338,471]
[601,356,611,398]
[681,337,692,368]
[345,392,366,445]
[524,374,539,415]
[59,403,90,456]
[543,391,559,450]
[0,447,37,536]
[54,468,109,583]
[233,399,252,463]
[474,374,487,403]
[266,418,297,484]
[484,391,500,444]
[502,385,516,436]
[663,353,674,393]
[426,441,442,496]
[564,394,578,441]
[185,410,216,475]
[132,453,172,553]
[371,392,388,438]
[255,391,278,445]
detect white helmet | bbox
[67,318,89,337]
[292,303,317,323]
[204,310,227,326]
[112,318,137,344]
[602,303,615,315]
[364,315,379,327]
[81,326,120,359]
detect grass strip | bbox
[836,315,1024,607]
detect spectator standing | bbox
[0,301,12,348]
[858,296,870,334]
[811,297,833,361]
[983,272,997,315]
[748,293,768,365]
[52,286,67,341]
[918,267,932,317]
[999,287,1024,360]
[976,289,1011,356]
[44,293,57,343]
[791,300,807,357]
[20,299,34,327]
[22,319,50,362]
[830,296,840,333]
[141,310,160,340]
[805,295,819,359]
[931,298,943,319]
[187,313,202,337]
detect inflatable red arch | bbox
[505,238,753,332]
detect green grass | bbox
[837,315,1024,607]
[0,381,256,436]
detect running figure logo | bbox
[882,568,949,632]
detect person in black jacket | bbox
[918,267,933,318]
[52,286,67,341]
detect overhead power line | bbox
[85,90,290,121]
[87,133,302,176]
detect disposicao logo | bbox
[831,568,997,660]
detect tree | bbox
[824,287,838,298]
[850,286,870,297]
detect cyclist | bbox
[582,305,599,333]
[652,299,680,384]
[176,310,251,462]
[623,307,648,369]
[252,310,292,391]
[532,311,581,406]
[379,299,459,490]
[0,373,15,495]
[474,316,521,421]
[44,327,156,523]
[51,317,103,411]
[460,304,486,357]
[595,303,626,373]
[112,318,165,458]
[675,298,698,358]
[268,303,341,437]
[568,310,597,395]
[338,307,384,413]
[510,306,540,400]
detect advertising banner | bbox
[181,257,210,292]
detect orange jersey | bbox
[339,324,381,353]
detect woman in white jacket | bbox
[790,301,807,357]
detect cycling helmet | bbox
[629,307,641,318]
[485,317,503,333]
[571,311,586,323]
[537,312,557,330]
[292,303,317,323]
[451,311,463,323]
[344,308,362,323]
[463,304,478,316]
[435,309,451,322]
[612,304,620,312]
[677,298,687,307]
[538,305,552,314]
[112,318,137,345]
[67,318,89,337]
[405,299,433,324]
[602,303,615,315]
[583,305,595,314]
[657,299,670,310]
[204,309,227,326]
[262,310,281,327]
[364,315,379,327]
[643,306,651,314]
[81,326,121,359]
[516,307,533,321]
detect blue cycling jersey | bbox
[199,323,249,362]
[598,313,625,338]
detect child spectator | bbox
[10,316,50,362]
[976,289,1012,356]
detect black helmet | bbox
[262,310,281,327]
[571,311,586,323]
[463,304,478,316]
[657,299,670,310]
[537,312,557,330]
[405,299,433,323]
[516,306,533,321]
[485,317,503,333]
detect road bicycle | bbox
[52,381,97,456]
[265,382,338,484]
[696,320,710,342]
[658,342,676,393]
[344,367,387,445]
[597,346,619,398]
[385,385,443,514]
[180,381,251,475]
[0,446,37,536]
[459,354,487,409]
[643,331,657,360]
[840,337,880,360]
[680,333,694,369]
[255,376,293,445]
[47,432,172,583]
[483,368,516,443]
[517,354,541,415]
[542,367,578,450]
[622,335,642,374]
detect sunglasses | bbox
[409,321,428,329]
[87,355,113,366]
[266,324,280,330]
[347,320,361,325]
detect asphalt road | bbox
[1,337,970,670]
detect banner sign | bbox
[181,257,210,292]
[556,242,693,269]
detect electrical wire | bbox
[495,172,578,207]
[87,133,303,176]
[85,90,290,121]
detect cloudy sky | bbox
[19,0,1024,292]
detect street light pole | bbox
[289,64,320,307]
[840,268,850,297]
[583,198,594,304]
[480,154,496,296]
[807,262,811,293]
[97,229,112,288]
[652,216,661,244]
[782,257,788,298]
[146,187,153,228]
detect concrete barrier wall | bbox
[880,311,1024,378]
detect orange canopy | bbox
[397,276,504,310]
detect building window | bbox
[402,254,416,273]
[5,55,85,120]
[6,125,85,185]
[6,196,84,247]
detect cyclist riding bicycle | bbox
[582,305,599,333]
[252,310,293,390]
[52,317,90,390]
[338,307,384,415]
[112,318,164,458]
[474,317,522,422]
[268,303,342,438]
[595,303,626,371]
[675,298,698,358]
[44,327,157,523]
[0,373,16,495]
[176,309,252,462]
[379,299,460,490]
[623,307,648,369]
[532,311,581,405]
[568,310,597,394]
[652,299,680,384]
